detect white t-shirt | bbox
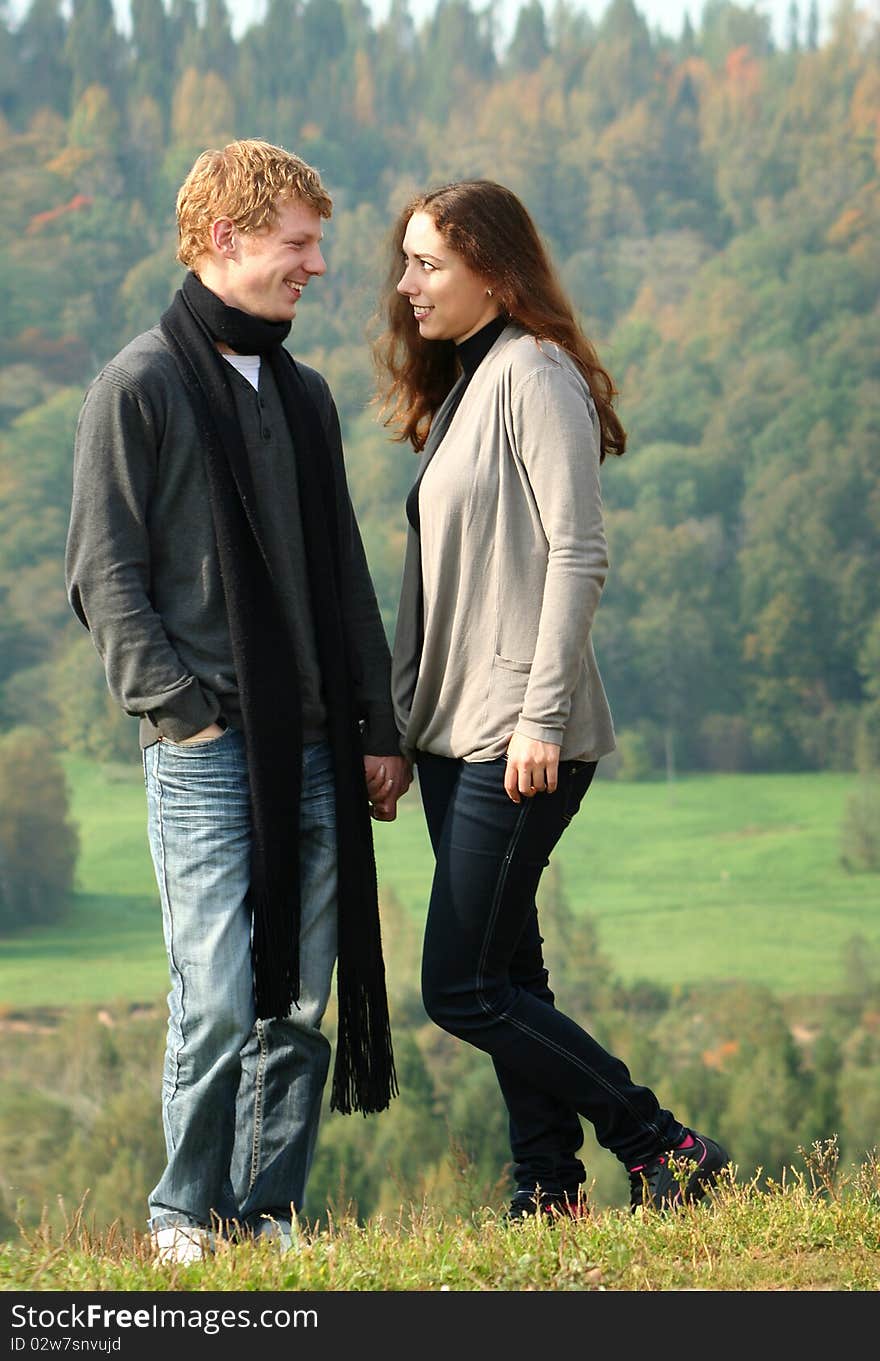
[222,353,261,390]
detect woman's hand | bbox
[504,733,561,804]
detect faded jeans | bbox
[143,729,337,1233]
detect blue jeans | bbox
[143,729,337,1232]
[417,753,684,1193]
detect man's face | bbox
[222,197,327,322]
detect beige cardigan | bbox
[391,324,616,764]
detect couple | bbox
[65,140,728,1263]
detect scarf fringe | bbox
[251,885,299,1021]
[330,978,399,1115]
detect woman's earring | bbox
[487,288,493,297]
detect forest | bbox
[0,0,878,1238]
[1,0,878,783]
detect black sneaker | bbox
[629,1131,730,1212]
[505,1189,589,1222]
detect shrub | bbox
[0,726,79,931]
[698,713,752,771]
[794,704,862,772]
[603,729,657,781]
[840,779,880,873]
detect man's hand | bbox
[504,733,561,804]
[364,754,412,821]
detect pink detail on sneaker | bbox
[677,1133,696,1150]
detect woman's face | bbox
[397,211,500,345]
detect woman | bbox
[373,180,729,1217]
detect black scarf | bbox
[160,271,397,1115]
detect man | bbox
[65,139,410,1262]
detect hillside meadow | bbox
[0,760,876,1012]
[2,763,878,1295]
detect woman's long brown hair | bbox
[372,180,626,461]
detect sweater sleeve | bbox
[311,379,399,756]
[509,362,609,746]
[65,369,221,740]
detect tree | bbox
[234,0,309,139]
[698,0,774,68]
[64,0,124,104]
[0,388,85,577]
[601,488,734,776]
[581,0,654,127]
[303,0,347,70]
[0,3,19,122]
[49,636,134,762]
[169,66,236,152]
[508,0,549,73]
[421,0,496,122]
[166,0,199,79]
[198,0,237,81]
[129,0,171,113]
[15,0,70,119]
[536,861,614,1016]
[0,726,78,931]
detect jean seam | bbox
[475,796,532,1013]
[152,745,184,1139]
[248,1019,269,1193]
[473,779,663,1146]
[499,1009,663,1143]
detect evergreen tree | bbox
[372,0,417,126]
[234,0,307,141]
[15,0,70,118]
[303,0,347,71]
[699,0,774,66]
[0,1,20,119]
[167,0,198,80]
[199,0,236,80]
[508,0,549,73]
[680,10,696,56]
[581,0,654,127]
[421,0,496,122]
[130,0,171,112]
[64,0,124,103]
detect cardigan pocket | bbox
[485,653,533,745]
[493,654,532,673]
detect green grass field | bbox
[1,760,877,1010]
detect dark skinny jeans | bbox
[417,752,684,1195]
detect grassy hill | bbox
[1,760,877,1011]
[2,1143,878,1291]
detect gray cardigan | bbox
[392,324,616,764]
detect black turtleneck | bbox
[406,313,507,532]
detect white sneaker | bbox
[252,1215,296,1252]
[151,1225,211,1264]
